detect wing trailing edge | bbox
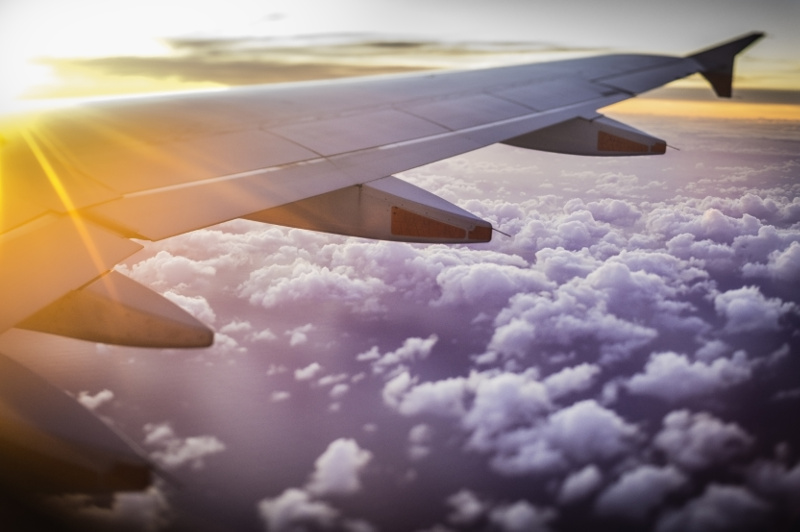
[245,175,493,243]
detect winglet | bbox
[689,32,764,97]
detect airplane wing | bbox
[0,32,762,491]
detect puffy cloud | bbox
[489,501,554,532]
[258,488,339,532]
[123,250,217,291]
[307,438,372,497]
[488,284,658,363]
[239,255,392,314]
[389,374,469,418]
[747,460,800,507]
[742,240,800,281]
[655,484,772,532]
[535,400,639,465]
[557,465,603,505]
[49,486,171,532]
[271,391,291,402]
[295,362,323,381]
[286,323,315,346]
[489,400,639,477]
[78,389,114,411]
[143,423,226,470]
[446,489,486,526]
[543,364,600,400]
[626,352,753,402]
[408,424,434,461]
[463,370,550,450]
[655,410,754,471]
[565,198,642,226]
[433,262,552,307]
[714,286,795,333]
[595,465,686,522]
[369,335,438,376]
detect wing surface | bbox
[0,32,762,341]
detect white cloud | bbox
[369,335,438,376]
[543,364,600,400]
[595,465,686,522]
[295,362,323,381]
[78,389,114,411]
[392,375,470,418]
[258,488,339,532]
[50,486,171,532]
[714,286,795,333]
[626,351,753,402]
[408,423,434,461]
[433,262,552,307]
[307,438,372,497]
[271,391,291,402]
[463,370,550,451]
[654,410,753,471]
[286,323,315,346]
[558,465,603,505]
[655,484,772,532]
[489,400,639,477]
[489,501,554,532]
[747,460,800,507]
[446,489,486,526]
[143,423,226,470]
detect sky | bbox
[0,1,799,532]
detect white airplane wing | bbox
[0,32,762,491]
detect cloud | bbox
[287,323,315,346]
[307,438,372,497]
[143,423,226,470]
[463,370,551,451]
[489,400,639,477]
[654,410,754,471]
[48,486,172,532]
[368,335,438,376]
[258,488,339,532]
[408,424,434,461]
[655,484,772,532]
[489,501,554,532]
[747,460,800,508]
[295,362,323,381]
[742,240,800,281]
[446,489,486,526]
[714,286,795,333]
[388,373,469,418]
[557,465,603,505]
[626,351,753,402]
[256,439,376,531]
[595,465,686,522]
[78,389,114,411]
[433,262,552,307]
[543,364,600,400]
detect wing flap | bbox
[503,115,666,156]
[18,270,213,348]
[246,175,492,243]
